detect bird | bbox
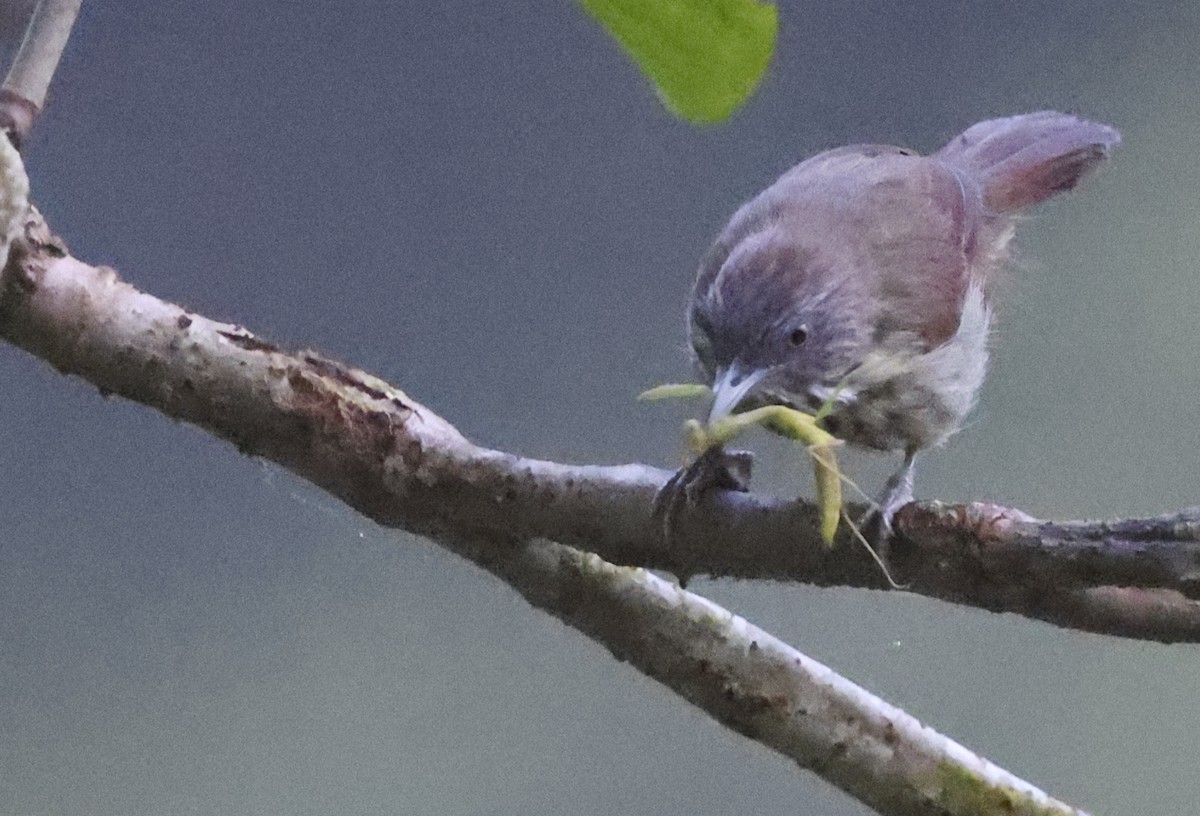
[680,111,1119,530]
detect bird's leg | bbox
[860,450,917,562]
[878,451,917,525]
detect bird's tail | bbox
[936,111,1120,212]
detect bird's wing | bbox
[769,146,976,349]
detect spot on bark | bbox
[218,329,279,354]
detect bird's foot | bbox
[652,447,753,546]
[858,454,917,563]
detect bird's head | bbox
[687,232,870,423]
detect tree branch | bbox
[1,202,1198,650]
[894,502,1200,641]
[450,533,1087,816]
[0,0,83,144]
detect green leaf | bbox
[580,0,777,125]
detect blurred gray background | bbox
[2,1,1198,814]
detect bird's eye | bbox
[788,327,808,347]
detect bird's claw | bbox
[652,447,753,546]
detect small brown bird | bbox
[685,111,1119,523]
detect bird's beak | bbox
[708,364,767,423]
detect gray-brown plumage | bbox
[686,111,1119,520]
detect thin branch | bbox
[894,502,1200,641]
[449,533,1087,816]
[0,0,83,143]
